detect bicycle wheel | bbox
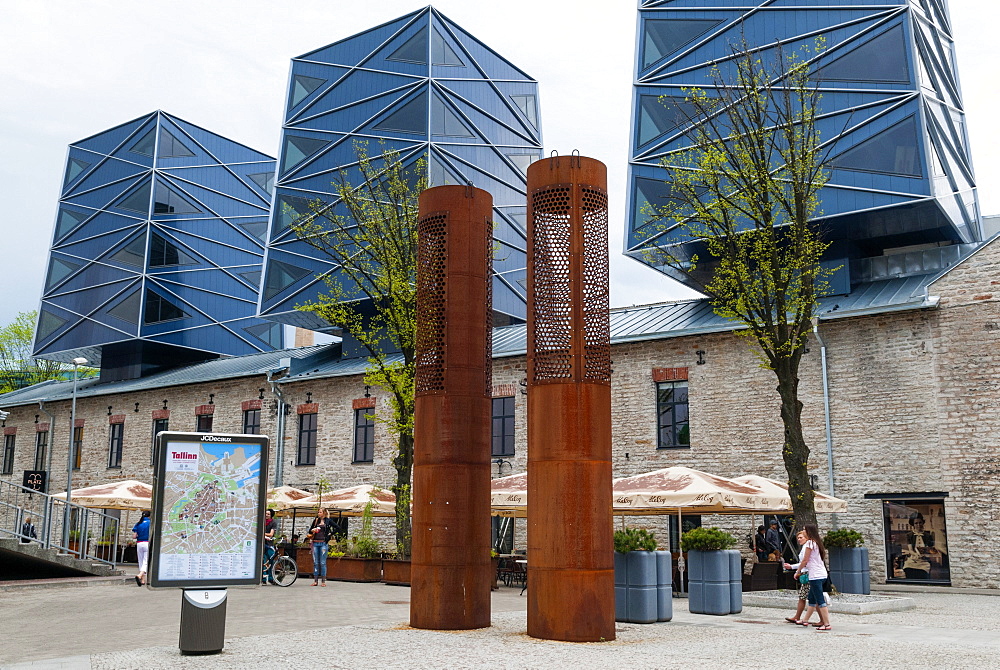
[271,555,298,587]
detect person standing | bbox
[262,509,277,584]
[753,525,772,562]
[309,507,335,586]
[766,520,783,561]
[132,511,151,587]
[20,516,37,544]
[782,529,813,625]
[787,523,832,631]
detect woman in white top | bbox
[784,523,831,631]
[782,529,814,625]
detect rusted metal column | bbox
[410,184,494,630]
[526,155,614,642]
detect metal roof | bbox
[0,274,940,407]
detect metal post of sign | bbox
[63,357,87,550]
[179,589,228,654]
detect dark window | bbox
[2,435,14,475]
[116,182,152,214]
[883,499,951,584]
[107,290,142,325]
[432,29,463,65]
[111,235,148,268]
[387,30,428,64]
[108,423,124,468]
[373,92,428,135]
[130,129,157,157]
[149,234,196,267]
[816,25,909,83]
[144,291,189,324]
[152,418,168,465]
[244,322,283,348]
[289,75,325,109]
[492,396,515,457]
[196,414,214,433]
[297,413,317,466]
[510,95,538,128]
[643,19,721,68]
[263,259,311,300]
[281,135,330,173]
[157,130,195,158]
[243,409,261,435]
[638,95,696,147]
[34,431,48,471]
[353,409,375,463]
[72,426,83,471]
[656,381,690,449]
[248,172,275,195]
[831,116,921,177]
[55,208,88,240]
[64,157,90,186]
[153,183,201,215]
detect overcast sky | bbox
[1,0,996,331]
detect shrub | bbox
[824,528,865,548]
[680,526,736,551]
[613,527,658,553]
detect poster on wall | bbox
[883,499,950,584]
[148,432,269,589]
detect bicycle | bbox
[262,546,297,587]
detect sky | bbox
[1,0,997,331]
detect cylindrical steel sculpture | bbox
[526,155,614,642]
[410,184,494,630]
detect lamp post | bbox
[63,357,88,549]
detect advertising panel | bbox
[148,432,269,588]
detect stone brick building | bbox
[2,237,998,588]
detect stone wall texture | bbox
[3,238,998,587]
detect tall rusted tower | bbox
[410,185,494,630]
[525,155,614,642]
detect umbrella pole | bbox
[677,507,685,595]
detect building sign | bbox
[882,499,950,585]
[148,431,269,589]
[22,470,46,492]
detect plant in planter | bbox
[681,527,741,615]
[613,528,671,623]
[824,528,869,594]
[328,500,383,582]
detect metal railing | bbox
[0,478,119,566]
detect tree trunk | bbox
[392,431,413,557]
[773,356,818,531]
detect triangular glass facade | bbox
[35,111,282,365]
[263,7,542,331]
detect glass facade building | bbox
[259,7,542,331]
[34,111,282,379]
[626,0,981,292]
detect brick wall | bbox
[2,237,997,585]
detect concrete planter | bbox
[614,551,661,623]
[829,546,870,595]
[688,549,742,615]
[655,550,673,622]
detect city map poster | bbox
[149,432,268,588]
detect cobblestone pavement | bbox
[2,582,998,669]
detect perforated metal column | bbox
[526,155,614,642]
[411,185,494,630]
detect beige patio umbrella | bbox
[490,472,527,516]
[266,485,314,512]
[612,467,783,514]
[292,484,396,516]
[731,475,848,513]
[51,480,153,510]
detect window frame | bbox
[108,423,124,469]
[151,418,169,465]
[296,413,317,466]
[656,380,690,449]
[34,430,49,471]
[196,413,214,434]
[243,409,261,435]
[353,408,375,463]
[72,426,83,471]
[1,434,14,475]
[491,396,516,457]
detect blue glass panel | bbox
[54,208,89,242]
[282,135,331,174]
[36,307,68,342]
[110,234,148,268]
[432,95,474,137]
[63,158,90,189]
[153,183,202,215]
[638,95,695,147]
[144,290,190,324]
[248,172,275,194]
[373,91,428,135]
[116,181,152,214]
[510,95,537,129]
[817,24,909,83]
[245,322,283,348]
[45,257,81,291]
[72,114,154,156]
[290,75,326,109]
[432,29,463,66]
[149,234,198,267]
[130,129,157,157]
[157,129,195,158]
[387,29,428,64]
[106,289,142,325]
[643,19,722,68]
[832,116,922,177]
[263,260,312,301]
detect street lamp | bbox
[63,357,88,550]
